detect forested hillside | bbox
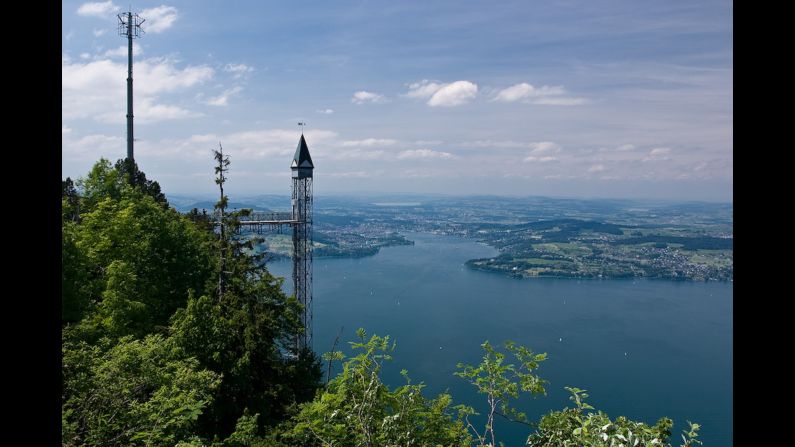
[62,158,702,446]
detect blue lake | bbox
[267,232,732,446]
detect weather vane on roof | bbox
[298,122,306,134]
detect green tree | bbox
[63,157,322,444]
[62,219,92,323]
[62,334,220,447]
[527,387,701,447]
[69,188,215,339]
[454,341,548,447]
[285,329,471,446]
[115,157,168,205]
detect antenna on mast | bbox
[118,10,145,162]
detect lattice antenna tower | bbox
[291,123,314,352]
[118,11,145,162]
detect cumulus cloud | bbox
[206,86,243,106]
[103,42,143,58]
[429,81,478,107]
[615,144,636,152]
[414,140,443,146]
[341,138,396,147]
[77,1,119,17]
[524,155,558,163]
[406,80,478,107]
[62,57,214,124]
[224,63,254,78]
[532,97,587,106]
[315,109,334,114]
[351,91,387,104]
[464,140,531,148]
[524,156,558,163]
[405,80,445,99]
[93,28,107,37]
[331,149,386,161]
[641,147,673,163]
[528,141,561,154]
[175,129,338,160]
[326,171,374,178]
[588,164,606,172]
[140,5,179,33]
[397,149,455,159]
[62,132,125,160]
[649,147,671,156]
[494,82,586,106]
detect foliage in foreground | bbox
[283,329,471,446]
[273,330,702,447]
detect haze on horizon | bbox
[62,0,732,203]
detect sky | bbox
[62,0,732,202]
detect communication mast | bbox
[117,11,145,161]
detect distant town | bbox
[171,194,733,282]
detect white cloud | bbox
[331,149,386,161]
[351,91,387,104]
[80,53,91,59]
[224,63,254,78]
[615,144,636,152]
[156,128,338,161]
[524,156,558,163]
[397,149,455,159]
[326,171,374,178]
[62,132,125,160]
[62,125,72,134]
[406,80,478,107]
[588,164,606,172]
[103,42,143,58]
[649,147,671,156]
[464,140,531,148]
[494,83,565,102]
[140,5,179,33]
[206,86,243,106]
[493,86,529,102]
[406,80,444,99]
[62,57,214,124]
[641,147,673,162]
[93,28,107,37]
[427,81,478,107]
[77,1,119,17]
[532,97,587,106]
[341,138,396,147]
[315,109,334,114]
[129,98,201,122]
[529,141,561,154]
[494,82,586,106]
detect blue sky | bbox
[62,0,732,202]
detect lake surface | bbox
[268,232,732,446]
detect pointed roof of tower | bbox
[291,134,314,169]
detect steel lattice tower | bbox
[216,134,316,355]
[291,134,314,351]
